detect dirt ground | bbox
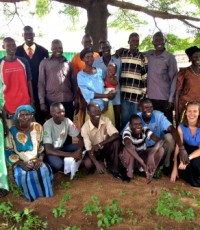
[0,168,200,230]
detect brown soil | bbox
[0,170,200,230]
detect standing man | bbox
[71,34,100,129]
[146,31,178,122]
[93,40,122,131]
[117,32,148,130]
[0,37,34,130]
[16,26,49,124]
[38,39,78,122]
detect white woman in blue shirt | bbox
[170,101,200,187]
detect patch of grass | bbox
[0,201,47,229]
[64,227,81,230]
[74,171,85,179]
[9,182,23,197]
[52,193,72,218]
[82,195,101,216]
[156,191,195,222]
[126,209,137,225]
[97,199,123,228]
[154,165,163,179]
[119,191,126,196]
[59,181,72,189]
[173,186,196,198]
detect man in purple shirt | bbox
[146,32,178,122]
[38,39,78,122]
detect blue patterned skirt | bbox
[13,163,53,202]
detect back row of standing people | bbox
[1,26,200,132]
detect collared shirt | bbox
[43,117,79,148]
[77,68,105,110]
[93,56,122,105]
[146,50,178,102]
[38,56,77,104]
[23,43,36,56]
[120,49,147,103]
[137,110,171,147]
[81,115,118,151]
[71,52,100,76]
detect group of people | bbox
[0,25,200,202]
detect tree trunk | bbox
[85,1,109,52]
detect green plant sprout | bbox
[59,181,72,189]
[52,193,72,218]
[156,191,195,222]
[82,195,101,216]
[64,227,81,230]
[97,199,123,228]
[9,182,23,197]
[126,209,137,225]
[0,201,47,229]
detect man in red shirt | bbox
[0,37,34,129]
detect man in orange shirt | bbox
[71,34,99,129]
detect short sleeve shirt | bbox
[122,126,152,151]
[81,115,118,151]
[137,110,171,146]
[43,117,79,148]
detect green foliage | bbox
[173,186,196,198]
[52,193,71,218]
[108,9,147,31]
[97,200,123,228]
[82,195,101,216]
[119,191,126,196]
[59,181,72,189]
[156,191,195,222]
[0,201,13,216]
[59,5,80,29]
[153,165,163,179]
[0,201,47,229]
[126,209,137,225]
[9,182,23,197]
[64,227,81,230]
[140,33,196,53]
[36,0,50,17]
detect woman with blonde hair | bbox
[171,101,200,186]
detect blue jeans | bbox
[121,99,139,130]
[45,144,78,173]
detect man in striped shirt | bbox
[120,114,164,182]
[118,33,147,129]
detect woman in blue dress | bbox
[6,105,53,201]
[170,101,200,186]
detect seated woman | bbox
[171,101,200,187]
[77,48,116,125]
[5,105,53,202]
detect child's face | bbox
[3,40,16,56]
[129,118,142,135]
[107,65,116,77]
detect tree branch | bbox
[108,0,200,22]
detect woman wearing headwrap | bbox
[175,46,200,122]
[5,105,53,202]
[77,48,116,125]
